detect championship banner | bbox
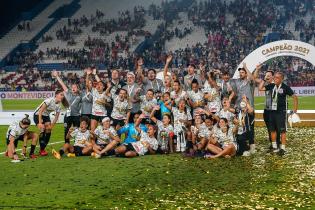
[0,91,54,99]
[233,40,315,78]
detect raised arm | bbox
[52,70,68,92]
[150,106,160,124]
[134,113,145,133]
[243,63,254,81]
[135,58,145,83]
[163,55,172,78]
[253,64,262,83]
[85,68,92,91]
[92,68,101,82]
[258,79,266,91]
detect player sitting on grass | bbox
[91,117,120,158]
[52,116,92,159]
[112,113,158,157]
[5,114,38,160]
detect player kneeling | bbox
[5,114,38,161]
[113,114,158,157]
[52,116,92,159]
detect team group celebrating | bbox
[5,55,298,161]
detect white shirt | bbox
[91,88,108,116]
[216,109,235,126]
[191,123,210,139]
[71,129,91,147]
[34,97,61,116]
[214,127,235,147]
[170,90,187,106]
[6,121,28,140]
[94,126,118,145]
[111,95,132,120]
[131,131,158,156]
[140,96,158,117]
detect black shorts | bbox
[81,114,92,120]
[90,115,106,123]
[33,114,51,125]
[73,146,84,156]
[96,143,108,150]
[64,116,81,128]
[268,110,287,133]
[236,133,250,155]
[112,118,125,127]
[125,143,137,154]
[6,133,25,147]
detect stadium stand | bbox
[0,0,314,91]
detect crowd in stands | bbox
[1,0,315,90]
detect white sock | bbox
[280,144,286,150]
[272,142,277,149]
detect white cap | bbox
[102,117,111,123]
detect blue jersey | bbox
[118,123,147,144]
[159,101,171,115]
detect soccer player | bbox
[52,70,82,144]
[92,117,120,158]
[5,114,38,160]
[52,116,92,159]
[34,89,68,156]
[114,113,158,157]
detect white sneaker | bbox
[242,151,251,157]
[273,149,280,153]
[249,144,256,154]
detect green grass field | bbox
[1,96,315,111]
[0,125,314,209]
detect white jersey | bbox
[34,97,61,116]
[172,107,192,134]
[191,123,210,139]
[6,121,28,140]
[140,96,158,118]
[91,88,108,116]
[111,95,132,120]
[94,126,118,145]
[187,90,204,104]
[214,127,235,147]
[71,129,91,147]
[131,131,158,156]
[170,90,187,106]
[203,81,221,113]
[216,109,235,126]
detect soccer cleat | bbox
[67,153,76,158]
[39,149,48,156]
[278,149,286,156]
[52,149,61,159]
[95,153,101,159]
[29,154,38,159]
[249,144,256,154]
[273,149,280,153]
[242,151,251,157]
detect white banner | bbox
[234,40,315,78]
[0,91,54,99]
[292,86,315,96]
